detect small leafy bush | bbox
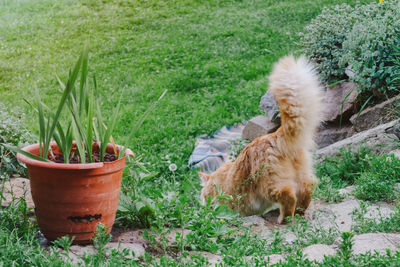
[354,171,398,201]
[301,0,400,101]
[299,3,361,83]
[0,104,34,179]
[353,154,400,201]
[317,148,400,202]
[340,1,400,100]
[316,147,371,185]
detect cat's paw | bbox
[277,214,284,224]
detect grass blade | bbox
[120,90,167,158]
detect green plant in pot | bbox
[5,49,166,244]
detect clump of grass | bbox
[352,202,400,234]
[316,147,400,202]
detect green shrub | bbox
[316,147,371,185]
[354,154,400,201]
[316,148,400,202]
[299,3,359,83]
[0,103,34,179]
[340,1,400,100]
[301,0,400,101]
[354,171,398,201]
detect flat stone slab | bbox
[263,254,285,265]
[188,251,222,266]
[106,242,145,259]
[390,149,400,159]
[303,244,336,262]
[306,199,394,232]
[1,177,34,208]
[69,245,97,256]
[111,229,148,246]
[240,215,267,227]
[316,119,400,161]
[352,233,400,255]
[166,228,191,246]
[69,242,145,260]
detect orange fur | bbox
[199,55,323,224]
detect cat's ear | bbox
[198,172,210,186]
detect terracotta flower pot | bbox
[17,142,134,244]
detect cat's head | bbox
[198,172,214,205]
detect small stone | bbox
[352,233,400,255]
[242,115,279,141]
[51,248,84,265]
[188,251,222,266]
[282,231,297,244]
[350,95,400,132]
[389,150,400,159]
[63,251,84,265]
[263,254,285,265]
[303,244,336,262]
[165,228,191,246]
[364,203,395,222]
[239,215,266,227]
[111,229,148,246]
[1,178,34,208]
[322,82,358,123]
[338,186,355,196]
[69,245,97,256]
[106,242,145,259]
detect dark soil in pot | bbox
[50,151,117,163]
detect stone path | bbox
[3,178,400,265]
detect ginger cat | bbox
[199,56,323,224]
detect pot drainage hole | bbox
[68,214,102,223]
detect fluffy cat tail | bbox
[268,55,323,150]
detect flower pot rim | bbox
[17,142,134,170]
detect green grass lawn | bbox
[5,0,399,266]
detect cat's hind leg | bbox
[271,185,297,224]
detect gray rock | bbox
[240,215,266,227]
[350,96,400,132]
[316,119,400,161]
[259,90,280,123]
[338,186,355,197]
[69,245,97,256]
[165,228,191,246]
[1,177,34,208]
[303,244,336,262]
[63,251,84,265]
[242,115,279,141]
[390,149,400,159]
[111,229,148,246]
[282,231,297,245]
[318,199,359,232]
[322,82,358,123]
[364,202,395,223]
[352,233,400,255]
[106,242,145,259]
[263,254,285,265]
[316,125,355,148]
[308,199,394,232]
[188,251,222,266]
[250,224,274,241]
[51,248,84,265]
